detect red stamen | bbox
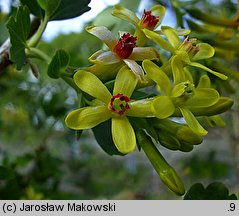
[113,33,137,59]
[140,10,159,30]
[109,93,130,116]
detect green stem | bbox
[25,47,51,62]
[28,15,49,48]
[60,71,73,78]
[61,76,81,93]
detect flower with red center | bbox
[65,67,154,154]
[109,93,130,115]
[112,4,166,46]
[140,10,159,30]
[113,33,137,59]
[86,26,160,80]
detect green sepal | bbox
[6,6,30,70]
[47,49,70,79]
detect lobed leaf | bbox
[6,6,30,70]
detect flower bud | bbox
[157,130,181,150]
[176,125,203,145]
[136,130,185,195]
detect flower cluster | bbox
[65,4,233,195]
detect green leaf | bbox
[50,0,91,21]
[0,166,15,180]
[37,0,60,18]
[47,49,70,79]
[20,0,44,18]
[184,182,238,200]
[6,6,30,70]
[92,120,123,156]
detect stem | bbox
[25,47,51,62]
[28,15,49,48]
[61,76,81,93]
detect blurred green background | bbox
[0,0,238,199]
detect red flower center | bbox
[140,10,159,30]
[109,93,130,116]
[113,33,137,59]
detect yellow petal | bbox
[88,50,120,65]
[127,98,154,117]
[113,66,137,97]
[179,107,208,136]
[152,95,175,119]
[86,26,117,50]
[143,60,172,94]
[65,106,111,130]
[112,117,136,154]
[129,47,160,61]
[74,70,112,104]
